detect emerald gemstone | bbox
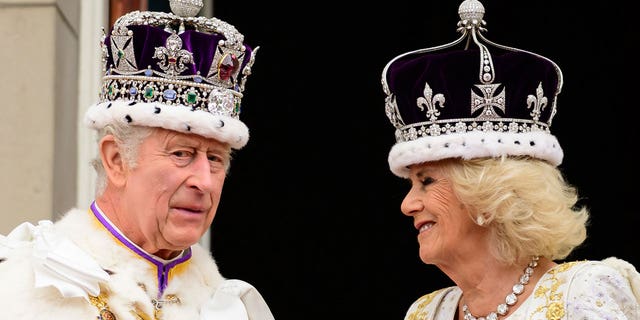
[187,92,197,104]
[144,86,154,99]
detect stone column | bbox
[0,0,80,234]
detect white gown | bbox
[405,259,640,320]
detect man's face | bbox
[120,128,230,257]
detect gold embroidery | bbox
[406,289,444,320]
[545,302,565,320]
[529,261,583,320]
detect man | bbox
[0,1,274,319]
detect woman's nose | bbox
[400,188,423,216]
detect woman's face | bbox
[401,161,489,266]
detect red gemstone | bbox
[169,57,177,64]
[218,53,239,81]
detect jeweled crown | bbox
[381,0,563,177]
[84,0,258,149]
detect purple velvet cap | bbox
[103,25,254,84]
[84,8,259,149]
[381,0,563,177]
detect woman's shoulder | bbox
[549,258,639,292]
[531,258,640,319]
[404,286,460,320]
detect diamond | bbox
[513,283,524,294]
[497,304,508,315]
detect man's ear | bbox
[99,135,127,187]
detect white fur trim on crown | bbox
[388,130,563,178]
[84,101,249,149]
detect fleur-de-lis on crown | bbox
[153,33,193,77]
[526,82,547,122]
[417,82,445,122]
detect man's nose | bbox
[187,153,215,193]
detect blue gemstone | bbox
[194,75,203,83]
[129,87,138,95]
[145,69,153,76]
[163,89,177,100]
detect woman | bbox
[380,1,640,319]
[402,157,638,319]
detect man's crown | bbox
[85,0,259,149]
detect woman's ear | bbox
[99,135,127,187]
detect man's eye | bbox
[173,150,192,158]
[207,154,223,163]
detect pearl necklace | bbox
[462,256,539,320]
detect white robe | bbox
[0,207,275,320]
[404,259,640,319]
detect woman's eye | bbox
[420,177,435,186]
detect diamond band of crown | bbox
[393,118,551,143]
[100,74,241,118]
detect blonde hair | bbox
[444,156,588,264]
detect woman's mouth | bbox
[418,222,434,233]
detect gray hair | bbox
[91,123,153,196]
[91,124,234,196]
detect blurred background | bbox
[1,1,636,319]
